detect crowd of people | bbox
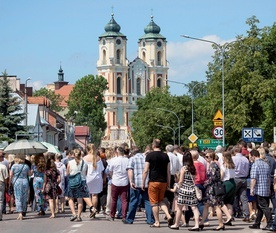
[0,139,276,232]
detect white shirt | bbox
[216,152,223,167]
[221,164,235,181]
[167,152,181,175]
[68,159,88,180]
[109,156,129,186]
[175,152,183,167]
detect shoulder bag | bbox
[68,160,84,189]
[190,172,202,201]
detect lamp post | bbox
[181,35,237,147]
[157,108,181,145]
[156,124,176,145]
[24,78,31,127]
[190,81,206,135]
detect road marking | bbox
[72,224,83,228]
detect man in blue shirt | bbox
[249,149,272,230]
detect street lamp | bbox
[156,124,186,145]
[156,124,176,145]
[25,78,31,127]
[190,81,206,135]
[181,35,237,147]
[157,108,181,145]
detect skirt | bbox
[66,180,90,198]
[177,182,198,207]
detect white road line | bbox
[71,224,83,228]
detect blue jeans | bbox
[126,187,154,224]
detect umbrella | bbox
[41,142,61,154]
[3,139,48,155]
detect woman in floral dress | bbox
[10,154,31,220]
[32,154,47,215]
[43,158,60,218]
[199,150,232,231]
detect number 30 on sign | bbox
[212,126,224,139]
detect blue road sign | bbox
[242,128,263,143]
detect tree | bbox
[131,87,192,150]
[66,74,108,147]
[0,70,26,141]
[204,16,276,144]
[33,88,64,112]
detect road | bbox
[0,207,272,233]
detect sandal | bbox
[70,214,77,221]
[89,206,97,218]
[150,224,160,228]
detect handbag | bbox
[68,160,84,189]
[189,172,202,201]
[57,185,62,195]
[214,182,226,196]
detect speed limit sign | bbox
[212,126,224,139]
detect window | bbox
[157,51,161,66]
[137,78,141,95]
[116,49,121,64]
[142,51,146,61]
[157,78,161,88]
[103,49,106,65]
[117,77,121,94]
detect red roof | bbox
[55,84,75,107]
[28,97,50,107]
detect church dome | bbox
[99,13,126,38]
[139,16,166,40]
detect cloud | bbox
[31,80,44,91]
[167,35,234,88]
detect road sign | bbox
[213,110,223,126]
[212,126,224,139]
[242,128,263,143]
[188,133,198,143]
[197,139,223,150]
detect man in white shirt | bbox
[173,145,184,167]
[108,146,129,222]
[0,152,8,220]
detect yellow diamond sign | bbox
[188,133,198,143]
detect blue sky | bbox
[1,0,275,95]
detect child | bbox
[168,172,188,227]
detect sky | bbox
[1,0,275,96]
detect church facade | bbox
[97,14,168,146]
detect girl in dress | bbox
[167,172,187,227]
[169,152,200,231]
[83,144,105,217]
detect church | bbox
[98,13,168,147]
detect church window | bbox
[157,78,161,88]
[103,49,107,65]
[157,51,161,66]
[116,49,121,64]
[142,51,146,61]
[137,78,141,96]
[117,77,121,94]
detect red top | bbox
[194,161,206,185]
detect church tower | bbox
[97,13,130,141]
[137,15,168,89]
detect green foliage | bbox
[66,74,108,147]
[33,88,64,112]
[0,70,25,142]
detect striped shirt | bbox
[127,153,148,188]
[250,158,270,197]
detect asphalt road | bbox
[0,207,272,233]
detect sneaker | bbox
[248,224,260,229]
[70,214,77,222]
[76,216,82,222]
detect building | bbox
[98,13,168,147]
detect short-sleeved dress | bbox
[177,172,198,206]
[85,159,104,194]
[204,161,223,207]
[11,164,30,213]
[33,166,46,210]
[44,169,59,200]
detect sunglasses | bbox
[205,156,210,158]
